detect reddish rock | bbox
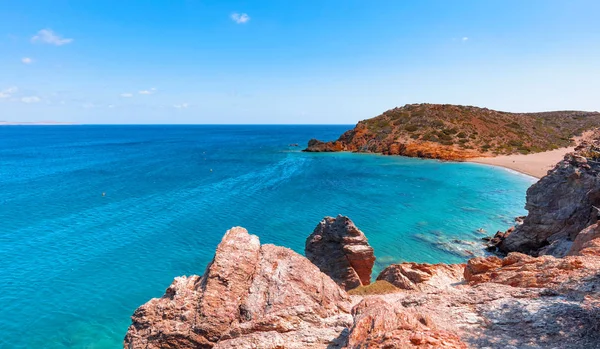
[464,252,600,289]
[346,298,467,349]
[124,227,353,349]
[305,215,375,291]
[568,223,600,256]
[377,262,465,291]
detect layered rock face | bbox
[501,140,600,256]
[124,227,353,348]
[305,215,375,290]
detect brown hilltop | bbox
[304,103,600,160]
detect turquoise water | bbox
[0,125,534,348]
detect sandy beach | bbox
[468,147,574,179]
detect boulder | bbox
[305,215,375,290]
[124,227,353,349]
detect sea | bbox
[0,125,535,348]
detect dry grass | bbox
[348,280,400,296]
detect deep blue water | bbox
[0,125,535,348]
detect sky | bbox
[0,0,599,124]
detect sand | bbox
[468,147,574,179]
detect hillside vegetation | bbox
[304,103,600,160]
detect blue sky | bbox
[1,0,599,124]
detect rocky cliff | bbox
[499,138,600,256]
[125,221,600,348]
[304,104,600,160]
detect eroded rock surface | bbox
[305,215,375,291]
[377,262,465,291]
[124,227,353,349]
[346,298,468,349]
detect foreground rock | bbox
[500,138,600,256]
[346,298,467,348]
[124,227,353,348]
[305,215,375,291]
[126,218,600,348]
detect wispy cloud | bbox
[173,103,189,109]
[231,13,250,24]
[120,93,133,98]
[21,57,33,64]
[21,96,41,103]
[31,29,73,46]
[462,37,469,42]
[139,88,156,95]
[0,86,18,98]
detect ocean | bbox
[0,125,534,348]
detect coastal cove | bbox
[0,125,534,348]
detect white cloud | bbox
[120,93,133,97]
[108,104,115,108]
[139,88,156,95]
[21,57,33,64]
[0,86,18,98]
[31,29,73,46]
[173,103,189,109]
[462,37,469,42]
[21,96,41,103]
[231,13,250,24]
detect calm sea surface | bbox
[0,125,534,348]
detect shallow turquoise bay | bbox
[0,125,534,348]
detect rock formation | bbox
[304,103,600,160]
[305,215,375,291]
[126,218,600,348]
[124,227,353,348]
[500,138,600,256]
[377,262,464,291]
[346,298,468,349]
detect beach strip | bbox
[467,147,574,179]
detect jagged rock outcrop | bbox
[377,262,464,291]
[304,139,344,152]
[305,215,375,291]
[303,103,600,160]
[124,227,353,349]
[464,252,600,289]
[500,139,600,257]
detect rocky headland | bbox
[304,103,600,161]
[125,137,600,348]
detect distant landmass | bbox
[0,121,77,125]
[304,103,600,160]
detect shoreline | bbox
[466,147,574,179]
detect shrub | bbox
[405,125,419,132]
